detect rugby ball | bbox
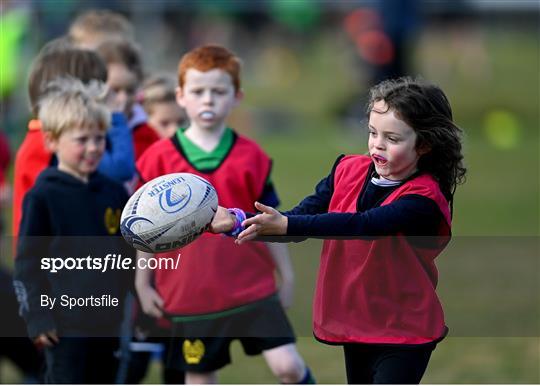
[120,173,218,253]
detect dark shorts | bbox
[166,295,296,372]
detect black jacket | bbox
[13,167,134,338]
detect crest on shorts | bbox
[183,339,205,364]
[104,207,121,235]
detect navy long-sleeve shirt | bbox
[282,156,443,237]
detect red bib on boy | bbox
[314,155,451,345]
[137,134,276,315]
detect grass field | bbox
[1,11,539,385]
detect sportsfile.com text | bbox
[40,254,181,273]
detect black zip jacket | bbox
[13,167,134,338]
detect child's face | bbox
[107,63,138,118]
[368,100,423,181]
[148,101,186,139]
[47,124,106,182]
[176,68,241,132]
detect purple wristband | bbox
[225,208,246,237]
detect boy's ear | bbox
[234,90,244,105]
[43,131,58,152]
[175,86,185,107]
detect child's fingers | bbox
[35,334,55,348]
[237,224,256,240]
[48,331,59,344]
[140,289,164,317]
[238,233,257,244]
[151,306,163,318]
[237,224,258,241]
[242,213,263,228]
[151,293,164,317]
[41,336,54,347]
[153,293,164,308]
[148,301,163,318]
[254,201,277,215]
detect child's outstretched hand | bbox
[207,206,236,234]
[236,202,287,244]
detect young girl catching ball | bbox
[211,77,466,384]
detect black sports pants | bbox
[343,342,436,384]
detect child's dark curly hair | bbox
[367,77,466,210]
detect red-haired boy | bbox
[136,45,314,384]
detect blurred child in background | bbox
[141,74,188,139]
[12,39,134,239]
[96,39,159,160]
[68,9,134,50]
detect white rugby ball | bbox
[120,173,218,253]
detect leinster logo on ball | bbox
[146,176,192,214]
[159,184,191,214]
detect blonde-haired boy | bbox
[13,78,133,383]
[38,78,109,181]
[39,78,109,135]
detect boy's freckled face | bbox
[48,125,106,182]
[148,101,186,139]
[368,100,421,181]
[107,63,138,117]
[177,68,241,131]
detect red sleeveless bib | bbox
[314,155,451,344]
[137,134,276,314]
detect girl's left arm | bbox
[237,195,443,242]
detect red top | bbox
[136,134,276,315]
[314,155,451,345]
[12,120,52,237]
[133,122,159,160]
